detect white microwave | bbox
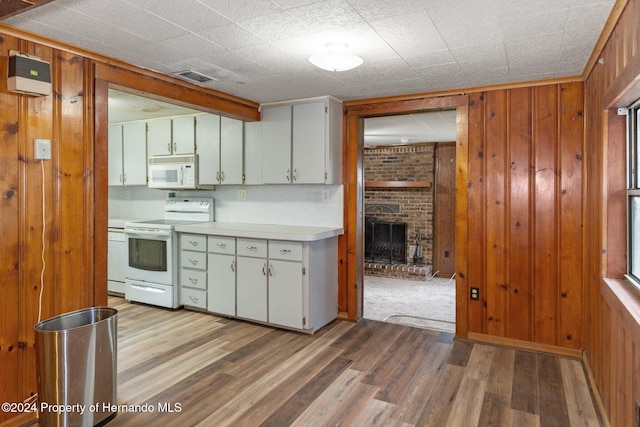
[148,154,198,189]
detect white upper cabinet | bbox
[244,121,263,185]
[261,104,292,184]
[196,114,244,186]
[261,96,342,185]
[292,101,328,184]
[108,124,124,186]
[147,116,196,157]
[195,114,221,186]
[172,115,196,155]
[108,121,147,186]
[220,116,244,185]
[146,118,172,157]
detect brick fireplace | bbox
[364,144,435,279]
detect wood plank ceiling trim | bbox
[0,0,54,20]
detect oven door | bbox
[125,228,173,286]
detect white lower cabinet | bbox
[207,235,236,316]
[180,234,207,310]
[207,253,236,316]
[178,229,338,333]
[236,255,268,322]
[267,259,303,329]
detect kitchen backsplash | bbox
[108,185,343,228]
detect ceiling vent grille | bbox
[171,70,217,84]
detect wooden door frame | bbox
[433,142,457,278]
[92,63,259,305]
[340,94,469,337]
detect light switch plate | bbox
[35,138,51,160]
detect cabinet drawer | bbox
[181,250,207,270]
[181,287,206,309]
[237,238,267,258]
[180,268,206,290]
[181,234,207,252]
[269,240,303,261]
[208,236,236,254]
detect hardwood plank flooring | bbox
[102,297,602,427]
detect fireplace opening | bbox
[365,218,407,264]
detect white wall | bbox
[108,184,343,228]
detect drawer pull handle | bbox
[189,295,199,303]
[189,240,199,246]
[217,242,227,248]
[189,277,199,284]
[231,260,235,272]
[280,249,291,254]
[268,264,273,277]
[189,259,199,265]
[247,245,258,250]
[262,263,267,276]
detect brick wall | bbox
[364,144,435,267]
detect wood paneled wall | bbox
[0,25,259,425]
[583,0,640,425]
[466,83,584,350]
[342,83,585,353]
[0,34,95,424]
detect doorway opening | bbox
[361,111,457,333]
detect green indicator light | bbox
[30,70,39,76]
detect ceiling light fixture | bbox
[309,42,363,72]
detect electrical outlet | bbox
[125,190,131,200]
[322,190,330,202]
[470,287,480,301]
[34,138,51,160]
[237,189,247,200]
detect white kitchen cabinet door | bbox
[147,118,172,156]
[207,253,236,316]
[244,121,262,185]
[107,229,126,293]
[195,114,221,186]
[261,104,292,184]
[220,116,244,184]
[122,121,147,186]
[292,101,326,184]
[109,122,147,186]
[268,260,304,329]
[172,115,196,155]
[108,124,124,186]
[236,256,268,322]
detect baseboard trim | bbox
[582,352,611,427]
[466,332,582,358]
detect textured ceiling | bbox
[3,0,615,105]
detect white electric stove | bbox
[124,198,213,308]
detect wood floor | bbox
[105,296,601,427]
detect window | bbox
[627,100,640,285]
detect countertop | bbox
[175,222,343,242]
[108,217,151,228]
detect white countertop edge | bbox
[174,222,344,242]
[108,217,151,229]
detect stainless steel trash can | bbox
[35,307,118,427]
